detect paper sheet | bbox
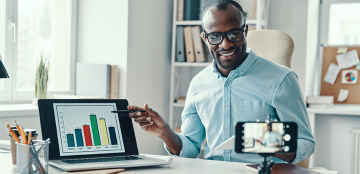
[356,62,360,70]
[342,70,358,84]
[337,89,349,102]
[337,47,348,53]
[336,49,360,69]
[323,63,341,85]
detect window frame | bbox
[319,0,360,46]
[0,0,77,102]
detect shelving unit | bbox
[169,0,270,130]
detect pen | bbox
[27,131,32,145]
[111,110,146,113]
[15,121,27,144]
[5,126,21,143]
[20,124,28,144]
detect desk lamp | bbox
[0,54,9,78]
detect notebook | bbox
[38,99,171,171]
[246,163,321,174]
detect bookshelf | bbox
[169,0,270,130]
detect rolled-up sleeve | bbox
[164,81,206,158]
[272,72,316,164]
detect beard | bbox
[213,43,248,70]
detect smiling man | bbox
[128,0,315,164]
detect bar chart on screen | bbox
[54,103,125,156]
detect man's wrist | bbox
[158,123,173,140]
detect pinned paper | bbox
[342,70,358,84]
[356,63,360,70]
[323,63,341,85]
[336,49,360,69]
[337,47,348,53]
[337,89,349,102]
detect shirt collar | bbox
[212,48,257,77]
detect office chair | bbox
[247,30,310,169]
[247,30,294,68]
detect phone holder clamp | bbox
[257,154,275,174]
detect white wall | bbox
[267,0,309,94]
[77,0,173,155]
[126,0,172,155]
[77,0,129,99]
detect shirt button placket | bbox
[223,80,231,161]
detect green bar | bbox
[90,114,101,146]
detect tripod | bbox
[256,154,275,174]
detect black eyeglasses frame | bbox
[203,24,247,45]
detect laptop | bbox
[38,99,171,171]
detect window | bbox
[0,0,77,102]
[320,0,360,46]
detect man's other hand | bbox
[128,103,182,155]
[128,103,169,138]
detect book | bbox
[246,163,322,174]
[306,96,334,104]
[176,96,186,104]
[183,26,196,62]
[176,26,186,62]
[76,63,110,99]
[177,0,184,21]
[191,26,206,62]
[248,25,256,31]
[110,65,119,99]
[184,0,200,20]
[307,103,334,108]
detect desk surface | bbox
[307,104,360,115]
[0,150,251,174]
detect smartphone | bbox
[235,122,298,154]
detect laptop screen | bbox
[38,99,139,160]
[53,103,125,156]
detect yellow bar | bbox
[99,118,109,145]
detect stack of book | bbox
[306,96,334,108]
[177,0,213,21]
[176,26,208,63]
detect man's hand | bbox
[273,153,296,163]
[128,103,182,155]
[128,103,168,138]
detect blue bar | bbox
[67,134,75,147]
[75,129,84,147]
[108,127,118,145]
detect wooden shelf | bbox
[176,19,262,27]
[176,21,202,26]
[173,103,185,107]
[174,62,211,67]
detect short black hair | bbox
[202,0,246,26]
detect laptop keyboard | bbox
[60,156,142,164]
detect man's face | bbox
[267,124,271,131]
[202,5,248,70]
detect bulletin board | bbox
[320,47,360,104]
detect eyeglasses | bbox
[203,26,246,45]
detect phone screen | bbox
[235,122,297,154]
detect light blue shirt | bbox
[165,49,315,164]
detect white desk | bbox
[307,105,360,168]
[0,151,251,174]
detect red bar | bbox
[83,125,92,146]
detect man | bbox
[256,124,282,147]
[128,0,315,164]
